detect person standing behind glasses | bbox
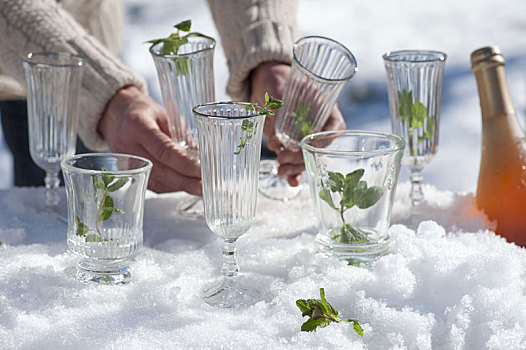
[0,0,345,194]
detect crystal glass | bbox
[193,102,266,307]
[150,36,215,219]
[260,36,357,201]
[301,131,404,264]
[23,52,85,207]
[383,50,447,206]
[61,153,152,284]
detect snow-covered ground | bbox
[1,0,526,192]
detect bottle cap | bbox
[471,46,505,71]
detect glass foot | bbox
[203,279,258,308]
[176,195,204,220]
[258,160,302,201]
[76,261,131,285]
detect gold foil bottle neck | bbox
[471,46,505,72]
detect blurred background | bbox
[1,0,525,192]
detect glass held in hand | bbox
[149,26,215,219]
[193,102,266,308]
[23,52,85,208]
[383,50,447,206]
[61,153,152,285]
[260,36,358,201]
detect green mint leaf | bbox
[301,318,328,332]
[75,216,89,237]
[85,234,104,242]
[411,102,427,128]
[398,90,412,123]
[100,196,115,221]
[174,19,192,32]
[356,186,384,209]
[319,189,336,210]
[264,92,270,104]
[257,109,274,115]
[327,171,345,192]
[345,169,364,187]
[348,319,364,336]
[107,177,129,192]
[102,172,114,187]
[268,99,283,110]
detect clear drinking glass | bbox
[193,102,266,308]
[61,153,152,284]
[383,50,447,206]
[23,52,85,207]
[150,36,215,219]
[260,36,358,201]
[301,130,404,264]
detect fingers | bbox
[147,156,202,196]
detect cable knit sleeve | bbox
[0,0,146,150]
[206,0,298,101]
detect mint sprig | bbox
[319,169,384,243]
[234,92,283,155]
[146,20,213,75]
[76,168,129,242]
[291,102,314,136]
[398,89,434,155]
[296,288,363,336]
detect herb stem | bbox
[95,188,107,237]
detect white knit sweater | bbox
[0,0,298,150]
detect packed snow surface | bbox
[1,185,525,349]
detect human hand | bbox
[98,86,202,195]
[250,62,346,186]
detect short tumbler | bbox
[61,153,152,284]
[301,130,404,263]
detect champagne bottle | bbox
[471,46,526,246]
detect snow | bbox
[1,185,526,349]
[1,0,526,349]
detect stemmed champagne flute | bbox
[259,36,358,201]
[193,102,267,308]
[149,34,215,219]
[23,52,85,208]
[383,50,447,206]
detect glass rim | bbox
[300,130,405,156]
[22,52,85,68]
[382,50,447,63]
[148,36,216,58]
[60,153,153,175]
[293,35,358,82]
[192,101,267,120]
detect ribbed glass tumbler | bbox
[383,50,446,206]
[150,36,215,218]
[301,131,404,264]
[260,36,358,201]
[61,153,152,284]
[23,52,84,207]
[193,102,266,308]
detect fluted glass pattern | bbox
[194,103,265,238]
[23,52,84,206]
[383,50,446,206]
[193,102,266,308]
[150,37,215,151]
[61,153,152,284]
[275,36,357,151]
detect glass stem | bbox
[44,170,60,207]
[221,238,239,283]
[409,167,424,206]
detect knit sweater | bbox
[0,0,298,150]
[207,0,298,101]
[0,0,145,151]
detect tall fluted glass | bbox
[23,52,84,207]
[150,36,215,218]
[260,36,357,201]
[383,50,446,206]
[193,102,266,308]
